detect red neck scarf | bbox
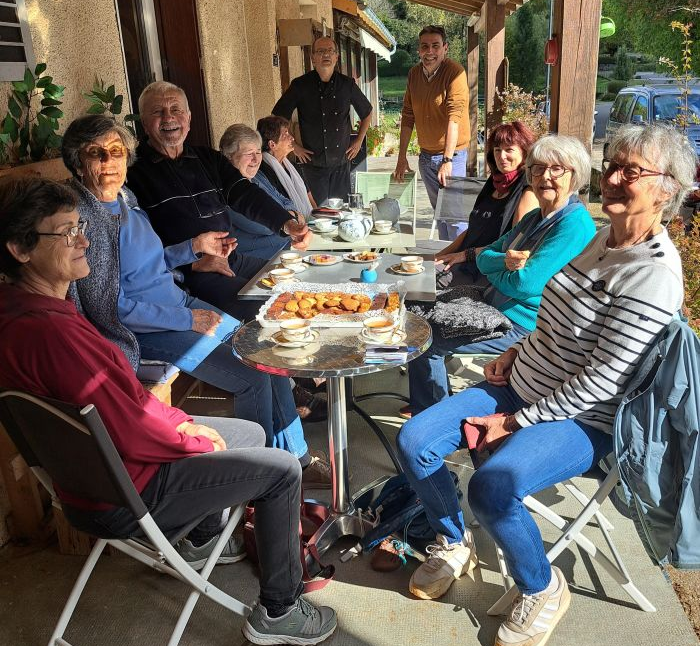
[492,169,522,193]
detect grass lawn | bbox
[379,75,407,99]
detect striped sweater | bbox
[510,225,684,433]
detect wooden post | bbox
[467,25,480,177]
[549,0,602,154]
[484,0,506,141]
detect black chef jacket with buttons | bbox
[272,70,372,169]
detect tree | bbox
[612,45,635,80]
[603,0,700,75]
[505,0,548,93]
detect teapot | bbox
[370,194,401,225]
[338,212,372,242]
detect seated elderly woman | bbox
[220,123,296,212]
[215,123,301,258]
[400,134,596,419]
[397,123,694,646]
[0,177,337,645]
[435,121,539,287]
[61,114,330,489]
[256,115,317,218]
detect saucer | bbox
[390,263,425,275]
[360,328,407,345]
[278,262,307,273]
[343,251,381,263]
[271,329,320,348]
[372,227,395,235]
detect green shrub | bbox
[599,92,617,102]
[613,45,636,80]
[598,55,615,66]
[606,80,629,95]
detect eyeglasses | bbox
[313,47,337,56]
[529,164,571,179]
[82,144,127,161]
[601,158,674,183]
[36,220,88,247]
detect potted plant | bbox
[0,63,69,181]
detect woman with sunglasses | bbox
[61,114,331,490]
[396,124,695,646]
[401,134,596,418]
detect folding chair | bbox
[488,461,656,615]
[0,390,251,646]
[430,176,487,241]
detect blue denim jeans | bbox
[136,296,308,459]
[407,321,529,414]
[397,381,612,594]
[419,148,468,241]
[227,209,290,260]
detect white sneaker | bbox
[409,531,478,600]
[496,566,571,646]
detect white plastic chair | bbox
[0,390,251,646]
[488,462,656,615]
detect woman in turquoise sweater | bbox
[404,135,596,416]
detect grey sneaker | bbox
[496,566,571,646]
[242,597,337,645]
[176,533,246,571]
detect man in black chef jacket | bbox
[272,36,372,206]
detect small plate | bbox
[390,263,425,275]
[271,329,320,348]
[259,277,299,289]
[360,328,407,345]
[372,227,395,235]
[343,252,381,263]
[304,254,341,266]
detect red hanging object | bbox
[544,37,559,65]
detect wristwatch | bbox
[441,156,453,165]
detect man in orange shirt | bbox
[393,25,470,240]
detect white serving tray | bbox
[256,281,406,328]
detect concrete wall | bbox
[0,0,129,131]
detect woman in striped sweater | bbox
[397,124,696,646]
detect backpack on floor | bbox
[354,470,462,554]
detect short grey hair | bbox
[138,81,189,117]
[61,115,137,178]
[219,124,262,158]
[608,123,698,219]
[525,134,591,194]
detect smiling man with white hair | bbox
[127,81,312,319]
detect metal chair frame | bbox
[0,390,251,646]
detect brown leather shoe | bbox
[301,453,332,489]
[398,405,413,420]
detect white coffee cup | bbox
[280,252,303,269]
[401,255,424,272]
[269,268,295,284]
[315,219,336,233]
[374,219,393,233]
[362,317,398,342]
[280,319,312,341]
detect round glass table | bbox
[232,312,431,558]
